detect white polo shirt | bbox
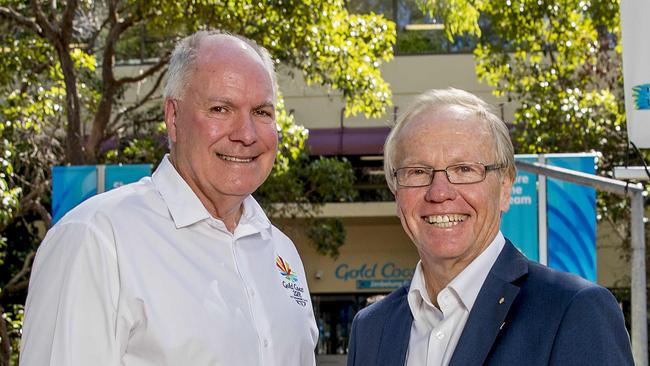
[405,232,506,366]
[21,156,318,366]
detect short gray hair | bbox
[383,88,516,192]
[163,30,277,101]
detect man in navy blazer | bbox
[347,88,633,366]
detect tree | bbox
[0,1,396,363]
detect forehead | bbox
[395,105,494,162]
[188,36,273,96]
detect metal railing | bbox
[516,160,648,366]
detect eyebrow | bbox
[254,102,275,111]
[205,97,274,111]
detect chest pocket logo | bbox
[276,256,308,307]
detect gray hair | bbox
[163,30,277,101]
[383,88,516,192]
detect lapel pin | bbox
[500,322,506,330]
[498,297,505,304]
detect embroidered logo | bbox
[276,256,298,282]
[275,255,307,307]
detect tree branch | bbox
[60,0,79,43]
[2,252,36,296]
[111,66,167,126]
[116,55,170,85]
[0,6,43,35]
[29,0,57,36]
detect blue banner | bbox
[51,164,152,224]
[51,166,97,223]
[546,156,597,282]
[501,156,539,261]
[104,164,152,191]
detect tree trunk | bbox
[57,44,85,165]
[85,88,117,164]
[0,305,10,366]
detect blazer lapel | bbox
[449,241,528,366]
[377,286,413,366]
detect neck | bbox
[169,155,246,233]
[421,263,457,307]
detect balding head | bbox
[164,31,277,102]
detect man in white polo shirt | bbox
[20,31,318,365]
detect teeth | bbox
[425,214,466,227]
[218,154,253,163]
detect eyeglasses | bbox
[393,162,504,187]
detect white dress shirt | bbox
[21,155,318,366]
[405,232,506,366]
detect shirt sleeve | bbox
[20,220,124,365]
[549,285,634,365]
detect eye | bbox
[405,167,427,177]
[457,165,473,173]
[450,164,481,175]
[254,109,273,118]
[209,105,228,113]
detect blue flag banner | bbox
[51,164,152,224]
[546,156,597,282]
[51,166,97,224]
[104,164,152,191]
[501,156,539,261]
[501,154,597,282]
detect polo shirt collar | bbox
[153,155,211,228]
[152,155,272,238]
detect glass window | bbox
[348,0,480,55]
[312,293,386,355]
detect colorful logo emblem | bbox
[276,256,298,282]
[633,84,650,110]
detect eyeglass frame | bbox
[392,162,505,187]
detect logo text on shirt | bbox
[276,256,308,307]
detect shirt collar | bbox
[152,155,272,238]
[407,231,506,319]
[153,155,211,228]
[448,231,506,312]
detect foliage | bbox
[0,0,396,363]
[256,99,357,258]
[422,0,649,258]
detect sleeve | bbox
[20,221,124,366]
[548,285,634,365]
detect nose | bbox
[424,170,457,202]
[229,112,257,146]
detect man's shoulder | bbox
[355,284,410,322]
[519,259,612,306]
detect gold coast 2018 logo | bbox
[276,256,308,307]
[633,84,650,110]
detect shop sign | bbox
[334,262,415,290]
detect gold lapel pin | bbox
[498,297,505,304]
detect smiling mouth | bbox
[424,214,468,228]
[217,153,256,163]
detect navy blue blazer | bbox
[347,240,634,365]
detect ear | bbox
[164,98,178,144]
[499,175,514,213]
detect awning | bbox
[305,127,391,156]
